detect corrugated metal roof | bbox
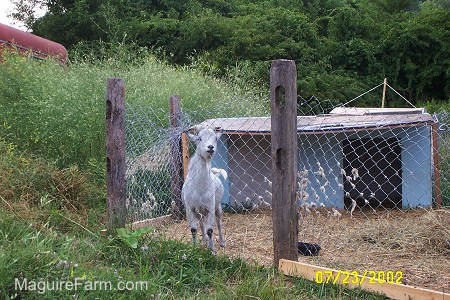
[329,107,426,115]
[196,108,434,134]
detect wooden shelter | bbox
[192,107,438,209]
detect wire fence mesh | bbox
[122,90,450,293]
[293,102,449,293]
[125,105,173,221]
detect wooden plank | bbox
[169,95,184,219]
[279,259,450,300]
[129,215,173,230]
[270,59,298,265]
[100,215,173,236]
[181,132,190,181]
[105,78,126,234]
[431,123,442,208]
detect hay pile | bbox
[160,208,450,292]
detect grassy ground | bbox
[0,214,389,299]
[0,49,392,299]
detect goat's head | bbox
[188,127,222,160]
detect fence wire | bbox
[125,104,173,222]
[123,94,450,293]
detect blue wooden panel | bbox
[400,126,433,208]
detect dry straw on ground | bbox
[160,207,450,293]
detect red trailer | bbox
[0,23,67,64]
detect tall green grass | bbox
[0,46,268,177]
[0,138,104,232]
[0,52,107,173]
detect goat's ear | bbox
[193,124,203,133]
[216,131,222,139]
[187,132,197,141]
[215,128,223,140]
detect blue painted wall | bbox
[400,125,432,208]
[298,126,433,208]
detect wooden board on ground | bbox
[100,215,173,236]
[279,259,450,300]
[129,214,172,230]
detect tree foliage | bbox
[10,0,450,103]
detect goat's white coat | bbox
[181,128,226,252]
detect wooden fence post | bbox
[181,133,190,181]
[432,123,442,208]
[270,59,299,265]
[106,78,126,234]
[169,95,185,219]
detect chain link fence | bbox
[124,105,173,222]
[293,102,449,293]
[122,89,449,293]
[436,111,450,204]
[124,97,269,223]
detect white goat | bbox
[181,127,226,252]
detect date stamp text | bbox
[315,270,403,285]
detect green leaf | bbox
[132,227,153,238]
[116,227,154,249]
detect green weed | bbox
[116,227,154,249]
[0,138,104,234]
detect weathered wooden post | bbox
[169,95,185,219]
[181,132,190,181]
[106,78,126,233]
[432,123,442,208]
[270,59,299,265]
[381,78,387,108]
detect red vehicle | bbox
[0,23,67,64]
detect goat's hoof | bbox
[219,241,226,248]
[208,242,217,254]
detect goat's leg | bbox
[205,209,216,253]
[199,217,208,247]
[190,228,197,244]
[186,207,198,244]
[216,205,226,247]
